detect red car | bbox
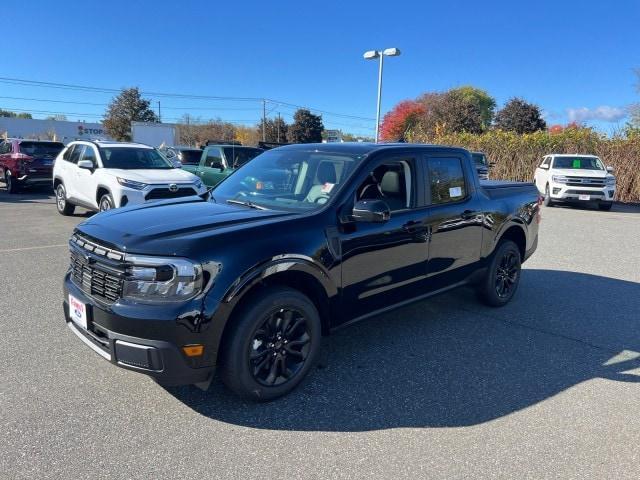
[0,139,64,193]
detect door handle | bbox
[402,220,425,233]
[461,210,478,220]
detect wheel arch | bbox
[496,223,527,261]
[96,185,112,205]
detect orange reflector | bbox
[182,345,204,357]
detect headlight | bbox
[117,177,148,190]
[122,255,205,303]
[605,176,616,185]
[552,175,569,184]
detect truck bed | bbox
[480,180,538,200]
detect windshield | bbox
[19,141,64,157]
[223,147,263,168]
[100,147,173,169]
[213,148,364,211]
[178,149,202,165]
[553,156,604,170]
[471,153,487,166]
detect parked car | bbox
[159,146,203,168]
[52,140,207,214]
[62,143,540,400]
[0,139,64,193]
[471,151,491,180]
[534,154,615,210]
[181,144,263,187]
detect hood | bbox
[553,168,608,178]
[104,168,199,184]
[76,198,293,256]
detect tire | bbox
[98,193,114,212]
[5,169,19,194]
[543,184,553,207]
[55,183,75,215]
[476,240,522,307]
[219,286,322,401]
[598,202,613,211]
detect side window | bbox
[81,145,97,165]
[0,142,9,154]
[203,147,224,169]
[63,145,73,161]
[355,159,413,211]
[69,145,84,164]
[426,157,466,205]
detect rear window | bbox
[19,142,64,157]
[471,153,487,166]
[223,147,263,168]
[179,149,202,165]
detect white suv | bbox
[53,141,207,215]
[534,154,616,211]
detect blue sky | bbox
[2,0,639,135]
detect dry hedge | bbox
[407,128,640,203]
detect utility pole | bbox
[262,99,266,142]
[277,112,281,142]
[157,101,161,123]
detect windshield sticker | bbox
[449,186,462,198]
[572,159,581,168]
[321,183,335,194]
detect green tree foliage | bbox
[494,97,546,134]
[103,87,158,141]
[417,91,484,135]
[448,86,496,129]
[257,117,289,143]
[287,109,324,143]
[0,109,32,119]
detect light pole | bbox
[363,48,401,142]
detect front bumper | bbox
[63,272,215,386]
[114,184,207,208]
[549,183,614,202]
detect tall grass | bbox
[407,128,640,203]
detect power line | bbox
[0,76,376,121]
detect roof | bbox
[72,140,154,149]
[548,153,598,157]
[275,142,469,155]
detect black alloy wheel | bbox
[249,308,311,386]
[495,250,519,298]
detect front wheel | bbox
[219,287,322,401]
[543,184,554,207]
[99,193,114,211]
[476,240,522,307]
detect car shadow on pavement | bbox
[166,269,640,432]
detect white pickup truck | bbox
[534,154,616,210]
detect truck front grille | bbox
[565,177,605,187]
[69,234,126,303]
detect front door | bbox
[338,155,430,321]
[198,147,230,187]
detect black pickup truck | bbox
[63,143,540,400]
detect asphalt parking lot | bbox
[1,187,640,479]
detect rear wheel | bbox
[219,287,322,401]
[543,184,554,207]
[56,184,75,215]
[5,170,19,193]
[598,202,613,211]
[477,240,522,307]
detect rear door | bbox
[422,153,484,288]
[64,145,84,201]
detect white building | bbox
[0,117,113,144]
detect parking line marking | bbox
[0,244,67,253]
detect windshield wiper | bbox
[226,199,269,210]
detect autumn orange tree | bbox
[379,100,426,141]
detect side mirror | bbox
[352,199,390,223]
[540,164,549,170]
[77,160,94,170]
[606,166,614,173]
